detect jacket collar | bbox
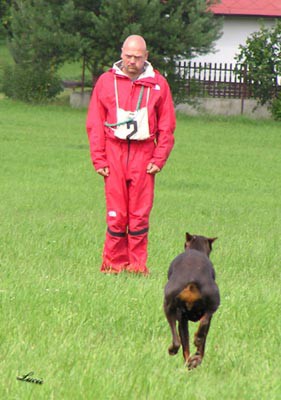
[112,60,155,80]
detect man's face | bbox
[121,47,148,79]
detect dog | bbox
[163,232,220,370]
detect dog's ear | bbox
[208,237,218,247]
[186,232,193,242]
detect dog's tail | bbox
[177,283,202,310]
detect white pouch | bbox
[105,78,150,140]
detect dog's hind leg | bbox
[164,303,181,355]
[178,316,190,363]
[188,312,212,370]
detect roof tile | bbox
[210,0,281,17]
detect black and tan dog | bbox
[164,232,220,370]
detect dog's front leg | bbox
[164,303,181,355]
[178,317,190,363]
[188,312,212,370]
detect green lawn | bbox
[0,98,280,399]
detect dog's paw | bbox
[187,355,202,370]
[168,344,180,356]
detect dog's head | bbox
[184,232,217,257]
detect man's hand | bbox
[146,163,160,175]
[97,167,109,177]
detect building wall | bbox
[192,16,276,65]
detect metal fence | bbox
[177,61,251,99]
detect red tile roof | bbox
[210,0,281,17]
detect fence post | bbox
[81,55,86,94]
[241,64,247,115]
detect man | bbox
[86,35,175,275]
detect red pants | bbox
[101,139,156,273]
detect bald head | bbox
[121,35,148,80]
[122,35,147,52]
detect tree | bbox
[0,0,12,36]
[71,0,222,103]
[7,0,80,68]
[2,0,81,101]
[3,0,222,103]
[235,20,281,107]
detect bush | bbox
[270,95,281,121]
[2,64,63,103]
[235,21,281,107]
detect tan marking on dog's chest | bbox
[177,283,202,310]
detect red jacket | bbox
[86,61,176,170]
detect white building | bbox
[193,0,281,66]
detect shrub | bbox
[270,95,281,121]
[2,64,63,103]
[235,21,281,107]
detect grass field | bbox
[0,97,280,399]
